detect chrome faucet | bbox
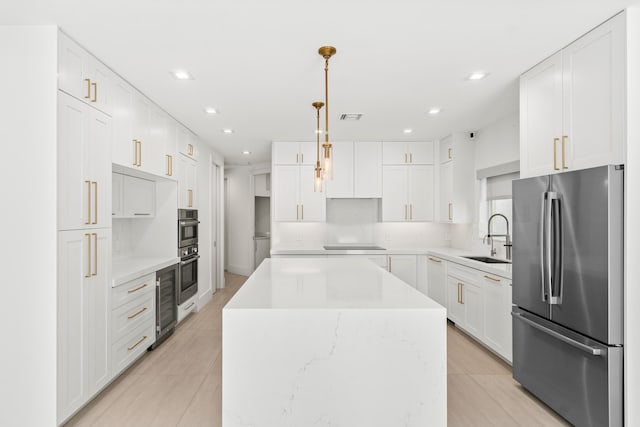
[485,213,512,260]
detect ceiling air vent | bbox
[339,113,363,121]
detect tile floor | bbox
[66,272,568,426]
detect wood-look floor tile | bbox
[448,374,519,426]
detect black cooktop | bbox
[323,245,386,251]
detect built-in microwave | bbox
[178,209,199,249]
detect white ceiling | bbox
[2,0,637,165]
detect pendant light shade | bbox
[312,101,325,192]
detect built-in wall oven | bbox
[179,209,199,248]
[178,209,199,306]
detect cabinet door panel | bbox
[88,230,111,394]
[273,142,301,165]
[273,166,299,221]
[132,95,149,168]
[88,109,112,228]
[146,107,169,176]
[123,175,155,217]
[88,56,113,116]
[447,276,465,326]
[519,51,563,178]
[382,166,408,221]
[354,142,382,198]
[299,165,326,221]
[57,231,88,422]
[464,282,484,340]
[58,93,89,231]
[483,276,511,361]
[409,165,434,221]
[563,14,625,171]
[382,142,408,165]
[427,256,447,307]
[439,161,453,222]
[112,79,135,167]
[407,141,434,164]
[389,255,417,287]
[325,141,354,198]
[58,33,87,102]
[439,137,453,164]
[298,142,316,166]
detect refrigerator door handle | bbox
[540,192,553,303]
[512,312,603,356]
[550,194,563,305]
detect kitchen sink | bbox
[462,256,511,264]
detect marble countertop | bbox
[225,257,444,310]
[112,255,181,287]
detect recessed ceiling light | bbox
[428,107,441,115]
[403,129,413,134]
[204,107,218,115]
[222,129,234,134]
[242,150,251,155]
[171,70,194,80]
[468,71,489,80]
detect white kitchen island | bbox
[222,257,447,427]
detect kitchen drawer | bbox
[112,291,155,343]
[111,321,155,377]
[447,262,481,283]
[112,272,155,309]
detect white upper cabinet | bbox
[382,164,434,222]
[112,173,155,218]
[112,78,135,167]
[176,155,197,209]
[382,141,434,165]
[438,134,474,224]
[273,164,325,222]
[273,141,316,165]
[58,92,111,231]
[177,125,199,161]
[58,32,113,116]
[324,141,383,198]
[520,12,625,178]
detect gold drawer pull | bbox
[484,275,501,282]
[561,135,568,169]
[553,138,559,171]
[91,82,97,103]
[127,306,148,319]
[84,78,91,99]
[127,335,148,351]
[428,257,442,263]
[127,283,148,294]
[85,180,91,224]
[448,147,452,160]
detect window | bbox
[476,166,519,240]
[487,199,512,236]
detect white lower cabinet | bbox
[434,256,512,362]
[57,229,111,424]
[110,273,156,377]
[426,255,446,307]
[387,255,417,287]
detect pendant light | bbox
[319,46,336,180]
[312,101,325,192]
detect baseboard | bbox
[198,289,212,308]
[227,264,253,277]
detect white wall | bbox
[451,113,520,257]
[0,26,58,426]
[225,165,254,276]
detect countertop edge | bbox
[112,256,181,287]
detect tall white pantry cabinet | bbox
[57,31,113,424]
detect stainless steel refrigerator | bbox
[512,165,624,427]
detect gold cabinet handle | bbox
[296,204,299,220]
[460,283,464,304]
[84,78,91,99]
[388,256,392,272]
[553,138,559,171]
[188,143,193,156]
[448,147,452,160]
[561,135,568,169]
[91,82,97,103]
[92,181,98,224]
[448,203,453,221]
[170,155,173,176]
[85,180,91,224]
[92,233,97,276]
[428,257,442,263]
[127,335,148,351]
[85,233,91,278]
[484,274,501,283]
[404,204,408,220]
[296,153,299,163]
[132,140,138,166]
[410,203,413,220]
[404,153,408,163]
[187,189,193,207]
[410,153,413,163]
[127,306,148,320]
[138,140,142,166]
[301,204,304,220]
[301,153,304,163]
[127,283,148,294]
[166,154,172,176]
